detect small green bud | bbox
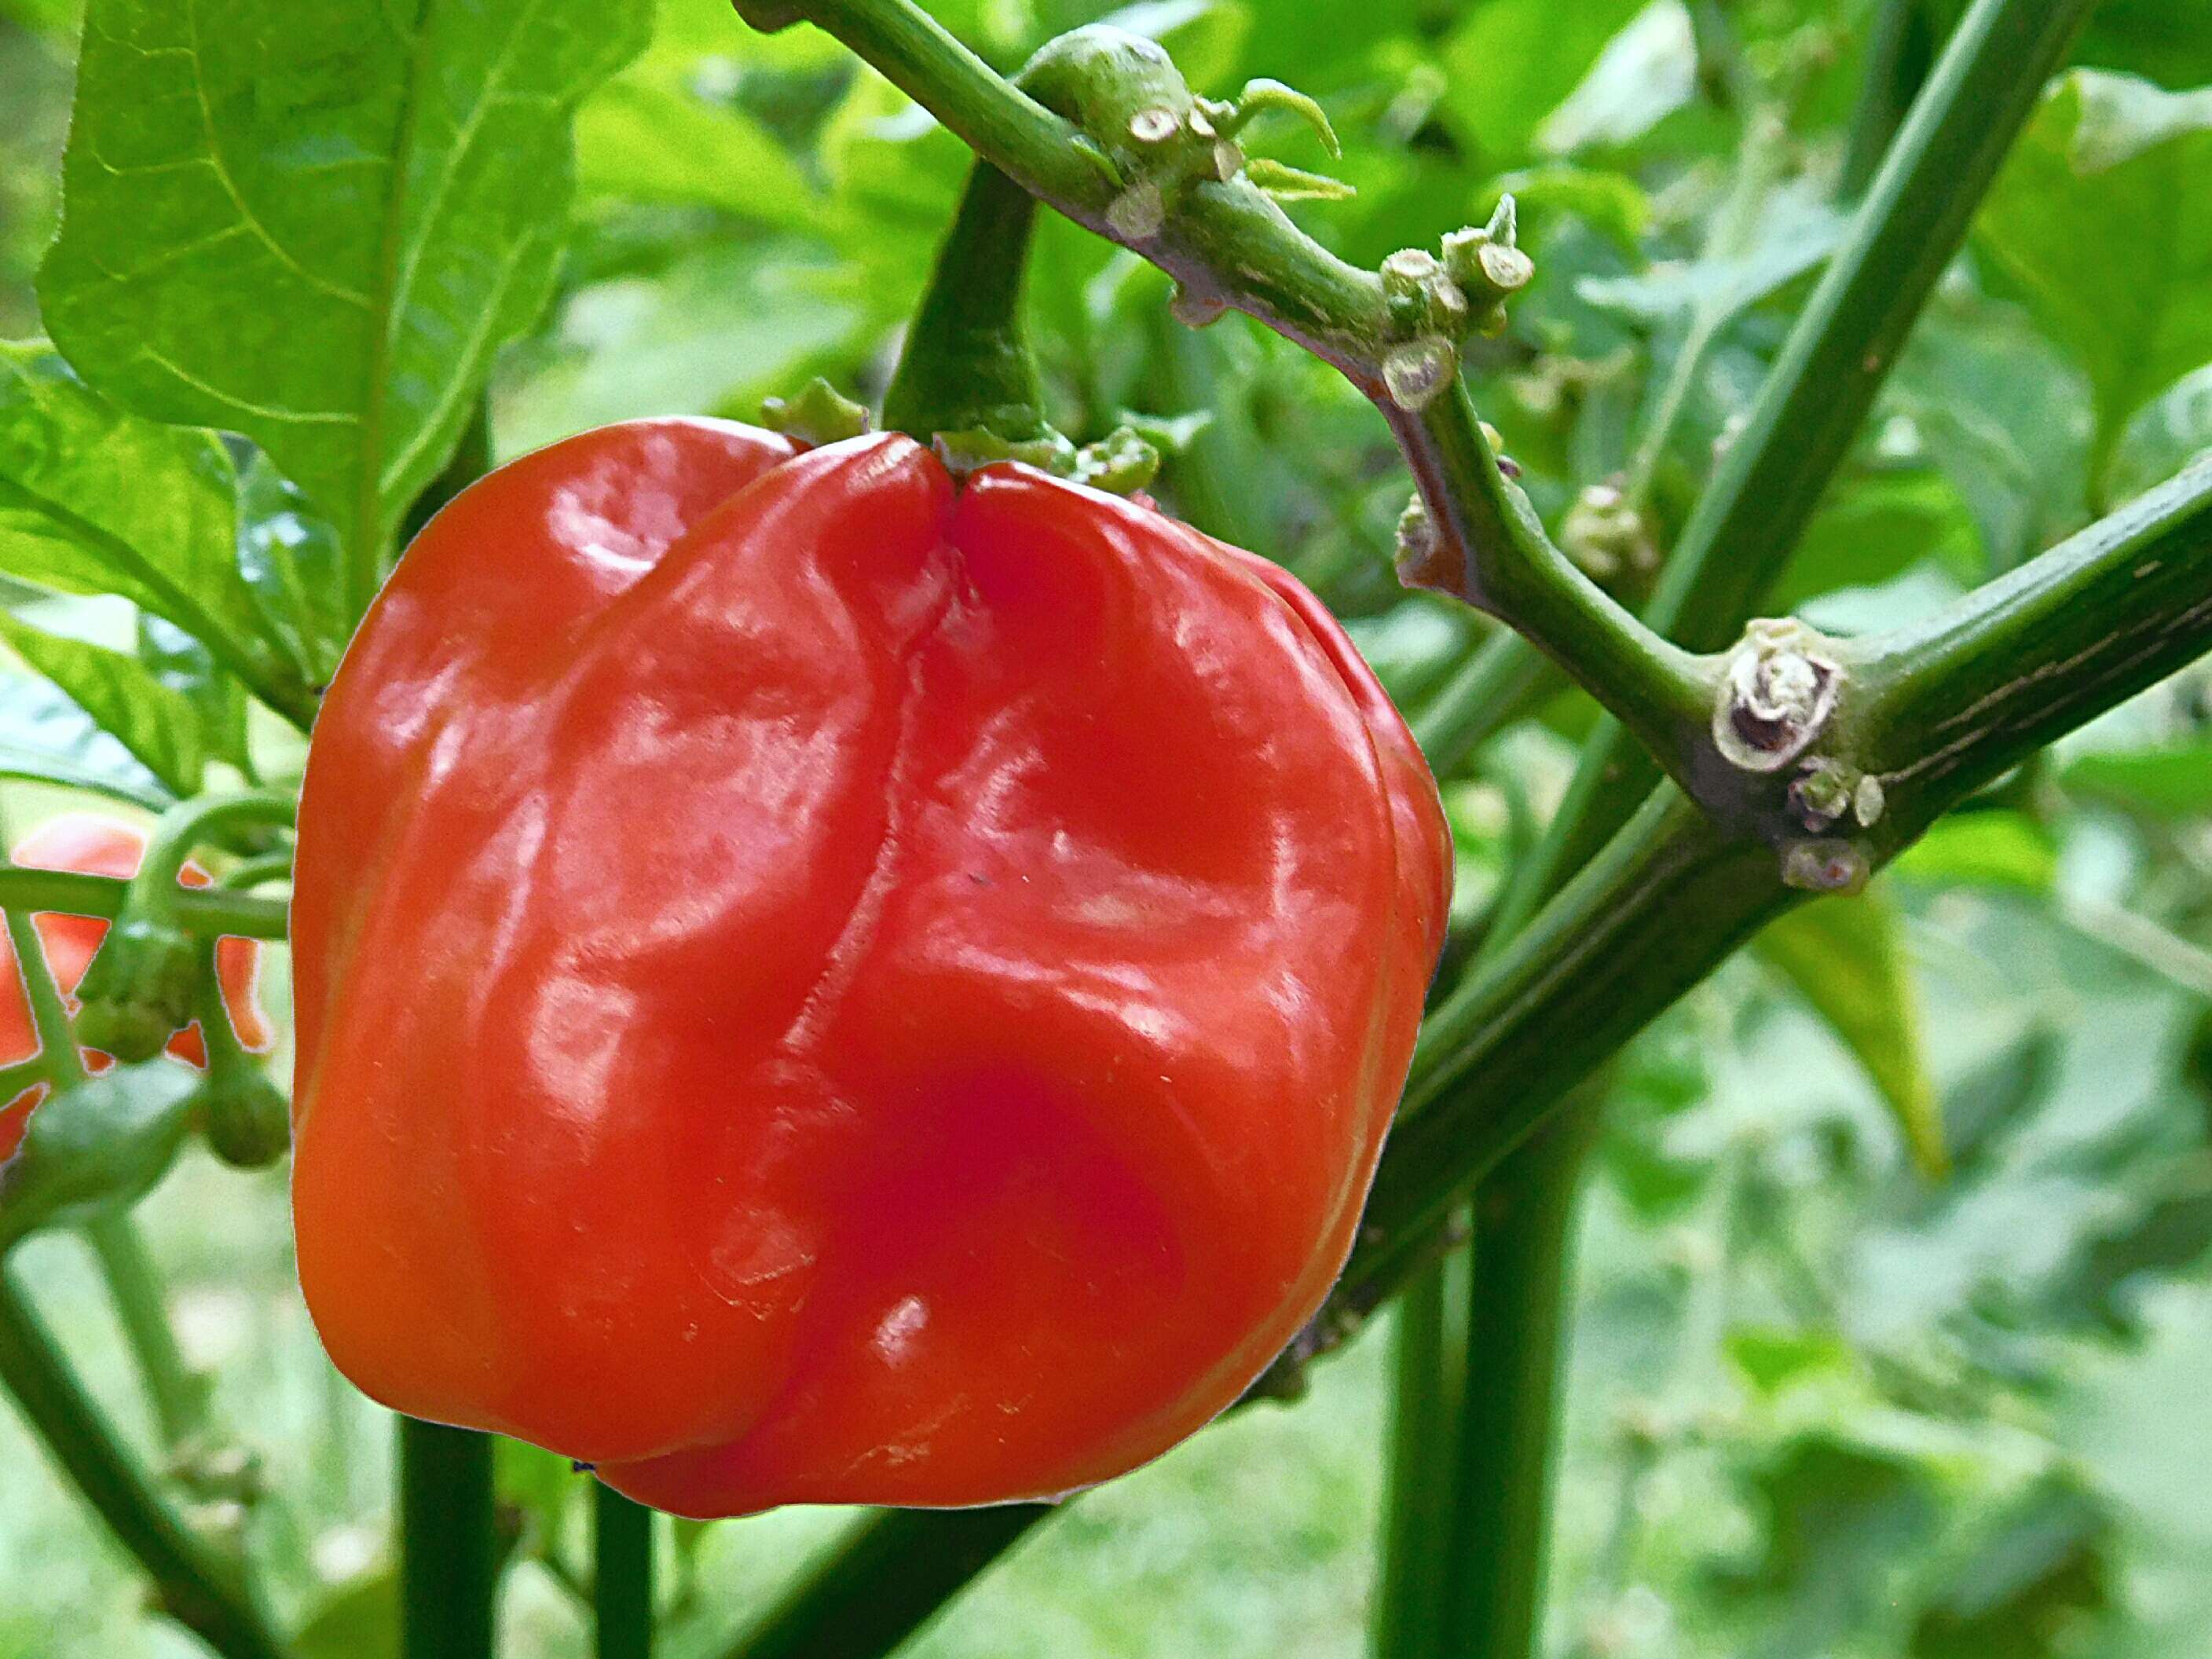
[760,378,872,449]
[1789,761,1855,833]
[197,1064,291,1170]
[932,427,1080,478]
[1072,426,1163,495]
[1558,482,1655,585]
[0,1063,199,1247]
[74,917,203,1064]
[1485,192,1519,247]
[1393,496,1437,577]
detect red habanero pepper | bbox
[289,423,1452,1517]
[0,814,273,1167]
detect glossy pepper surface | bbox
[0,814,272,1168]
[290,422,1452,1516]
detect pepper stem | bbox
[881,159,1050,446]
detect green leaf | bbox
[1533,0,1697,156]
[0,670,172,808]
[1774,467,1982,614]
[0,344,316,726]
[38,0,654,610]
[576,78,821,226]
[1890,811,2060,891]
[2108,362,2212,505]
[2075,0,2212,93]
[1438,0,1650,164]
[0,1060,201,1243]
[1715,1435,1942,1631]
[1974,71,2212,491]
[1755,890,1947,1178]
[2060,740,2212,816]
[137,613,250,775]
[1727,1327,1858,1398]
[1576,182,1847,324]
[234,455,350,693]
[292,1566,399,1659]
[1910,1480,2113,1659]
[0,613,204,797]
[1889,288,2094,570]
[500,241,863,454]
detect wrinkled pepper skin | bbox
[0,815,272,1167]
[290,423,1452,1517]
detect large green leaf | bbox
[575,78,821,226]
[2061,740,2212,817]
[0,343,316,727]
[1890,811,2060,892]
[137,613,250,775]
[500,241,862,454]
[1773,467,1981,615]
[1755,890,1948,1178]
[1438,0,1649,164]
[38,0,653,606]
[0,669,171,807]
[0,613,204,797]
[2108,363,2212,504]
[292,1568,399,1659]
[1975,72,2212,493]
[1888,289,2093,570]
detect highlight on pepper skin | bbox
[287,419,1453,1518]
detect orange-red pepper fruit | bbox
[291,423,1451,1516]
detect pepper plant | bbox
[2,0,2212,1656]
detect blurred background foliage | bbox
[4,0,2212,1654]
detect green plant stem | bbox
[1392,383,1715,787]
[1332,458,2212,1342]
[1398,68,1855,1652]
[0,1264,284,1659]
[1522,0,2098,901]
[1861,456,2212,832]
[5,903,83,1088]
[882,160,1047,441]
[708,4,2194,1651]
[130,792,297,913]
[1840,0,1938,198]
[1407,629,1555,778]
[730,1507,1047,1659]
[738,0,1718,816]
[716,451,2212,1646]
[1372,1240,1465,1659]
[392,394,500,1659]
[0,866,288,939]
[82,1212,207,1451]
[1434,1108,1602,1658]
[400,1417,500,1659]
[595,1484,655,1659]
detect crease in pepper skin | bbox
[289,419,1452,1518]
[0,814,273,1168]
